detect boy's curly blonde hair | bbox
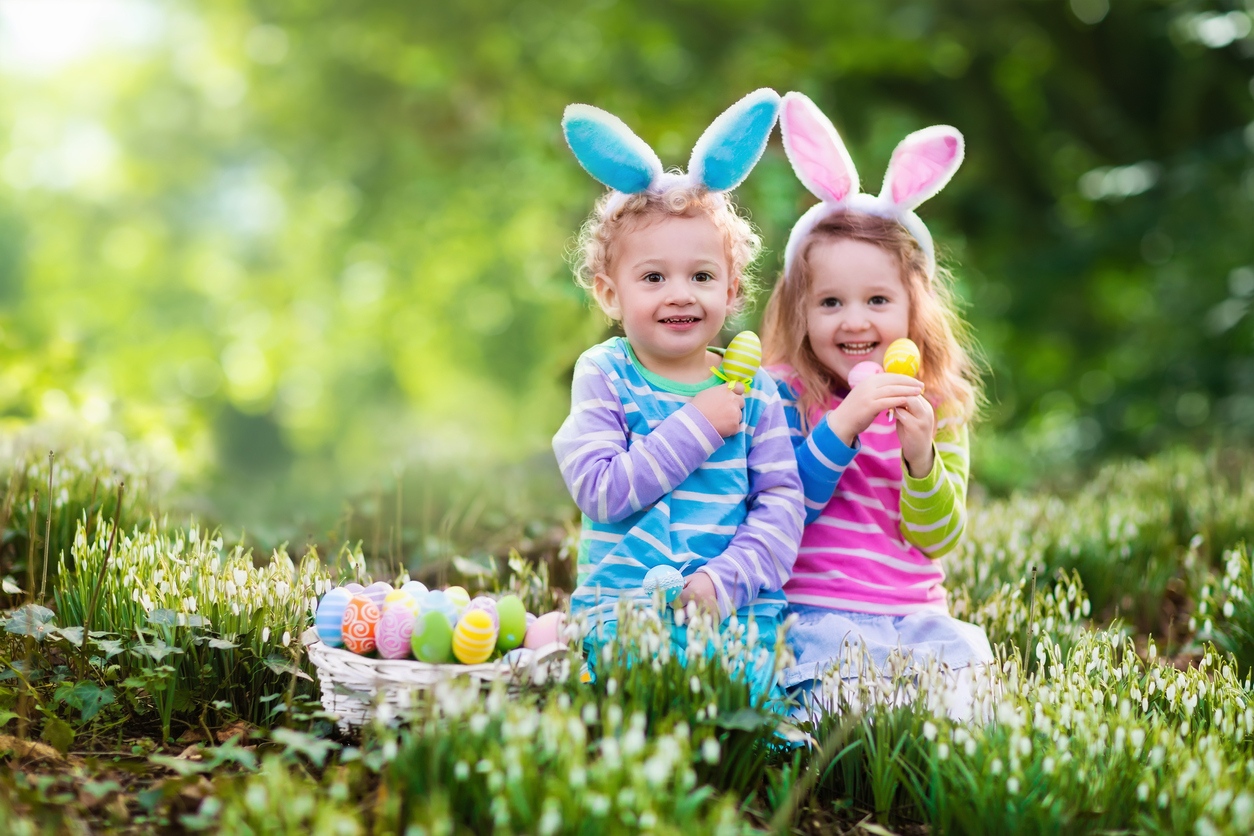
[573,184,762,318]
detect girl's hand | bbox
[692,383,746,437]
[826,374,924,447]
[896,394,936,478]
[676,571,719,614]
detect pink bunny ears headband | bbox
[779,92,964,278]
[562,88,781,214]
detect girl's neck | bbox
[629,342,720,385]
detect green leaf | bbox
[149,754,211,776]
[262,655,313,681]
[41,717,75,755]
[54,680,116,721]
[4,604,56,640]
[55,626,84,647]
[134,638,183,662]
[207,637,238,650]
[94,638,126,658]
[271,727,339,767]
[2,576,21,594]
[147,609,178,627]
[713,707,774,732]
[0,710,17,728]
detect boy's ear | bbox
[725,273,740,308]
[593,273,622,320]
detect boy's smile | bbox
[594,211,737,383]
[804,237,912,385]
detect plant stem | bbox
[26,487,37,604]
[84,480,125,636]
[1024,565,1038,673]
[39,450,53,600]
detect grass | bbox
[3,437,1254,833]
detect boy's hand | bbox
[826,374,924,447]
[675,571,719,614]
[692,383,746,438]
[896,394,936,478]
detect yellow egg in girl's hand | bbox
[883,338,921,378]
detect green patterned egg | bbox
[411,609,454,664]
[496,595,527,652]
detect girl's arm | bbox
[553,359,725,525]
[697,384,805,619]
[777,380,859,526]
[899,410,969,558]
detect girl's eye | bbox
[869,295,889,305]
[692,272,713,283]
[819,297,841,308]
[644,272,664,283]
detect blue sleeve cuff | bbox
[806,414,860,471]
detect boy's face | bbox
[804,237,912,385]
[594,211,737,375]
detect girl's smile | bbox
[804,237,911,384]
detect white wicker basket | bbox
[301,627,573,729]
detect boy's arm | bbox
[899,413,969,559]
[553,359,725,525]
[697,387,805,620]
[778,381,859,526]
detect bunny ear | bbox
[563,104,664,194]
[880,126,964,210]
[779,92,859,204]
[688,88,781,192]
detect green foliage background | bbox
[0,0,1251,528]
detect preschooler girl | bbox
[552,90,805,697]
[760,92,993,712]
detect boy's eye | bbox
[692,271,713,283]
[819,297,841,308]
[644,272,664,283]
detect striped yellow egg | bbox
[716,331,762,388]
[452,608,497,664]
[883,338,921,378]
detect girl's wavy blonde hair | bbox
[573,184,762,318]
[762,211,984,432]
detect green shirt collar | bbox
[621,338,725,396]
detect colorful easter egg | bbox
[376,603,416,659]
[642,565,684,605]
[883,338,921,378]
[465,596,499,629]
[362,581,393,608]
[315,588,353,647]
[401,580,428,601]
[713,331,762,389]
[344,582,365,593]
[496,595,527,652]
[384,589,421,618]
[524,611,566,650]
[452,609,498,664]
[421,590,459,625]
[411,610,454,663]
[847,361,884,388]
[341,595,381,655]
[525,612,537,630]
[444,585,471,612]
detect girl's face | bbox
[804,237,912,385]
[594,211,736,378]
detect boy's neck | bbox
[628,342,720,385]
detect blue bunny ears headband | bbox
[562,88,781,213]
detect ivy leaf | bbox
[55,626,85,647]
[4,604,56,640]
[134,639,183,663]
[41,717,75,755]
[94,638,126,658]
[262,656,312,682]
[147,609,178,628]
[1,576,21,595]
[272,728,339,767]
[207,638,238,650]
[54,680,117,721]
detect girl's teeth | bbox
[841,342,875,355]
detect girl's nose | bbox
[841,305,871,331]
